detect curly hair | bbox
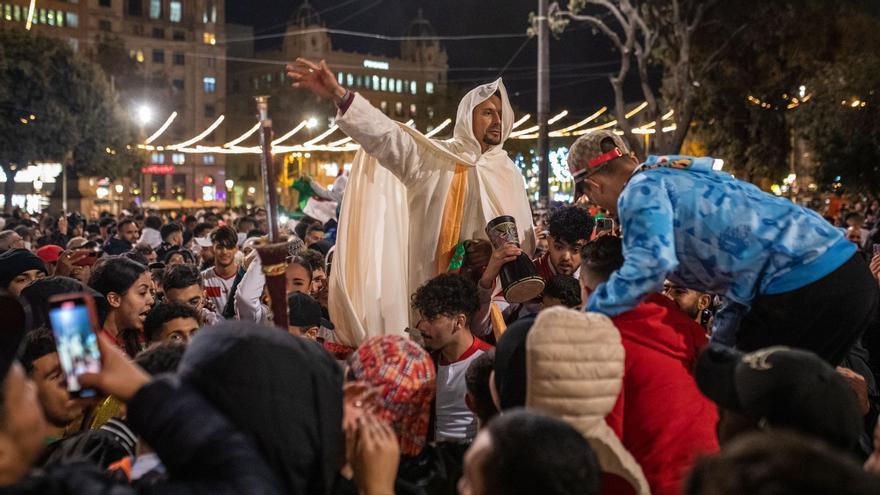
[543,274,582,308]
[547,206,594,246]
[411,273,480,319]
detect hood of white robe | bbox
[444,78,515,164]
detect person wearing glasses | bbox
[568,130,876,365]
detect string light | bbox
[145,112,178,144]
[272,120,308,145]
[223,122,260,147]
[166,115,225,150]
[304,124,339,146]
[550,106,607,136]
[511,114,531,130]
[424,118,452,138]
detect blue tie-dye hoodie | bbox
[586,155,855,345]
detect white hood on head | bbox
[446,78,515,164]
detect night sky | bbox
[225,0,632,120]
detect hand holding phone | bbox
[48,294,103,398]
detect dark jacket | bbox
[0,378,286,495]
[102,236,133,256]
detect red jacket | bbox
[606,294,719,495]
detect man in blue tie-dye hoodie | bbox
[568,130,877,365]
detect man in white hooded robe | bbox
[288,58,534,345]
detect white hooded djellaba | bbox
[329,79,535,345]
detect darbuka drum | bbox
[485,216,545,303]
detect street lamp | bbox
[33,180,43,192]
[306,117,318,129]
[135,104,153,126]
[225,179,234,207]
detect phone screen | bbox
[597,218,614,232]
[48,299,101,397]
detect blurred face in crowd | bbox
[305,229,324,247]
[846,226,863,246]
[0,365,48,482]
[166,253,185,268]
[472,95,502,153]
[0,232,24,251]
[29,352,83,429]
[547,235,584,276]
[157,317,200,344]
[286,264,312,294]
[417,312,466,353]
[310,268,327,297]
[144,249,158,263]
[106,272,155,331]
[118,222,139,244]
[459,428,492,495]
[664,282,712,321]
[7,270,45,298]
[213,242,237,270]
[69,265,91,286]
[167,231,184,247]
[165,284,205,313]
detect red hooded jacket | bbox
[606,293,719,495]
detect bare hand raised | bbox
[286,58,346,102]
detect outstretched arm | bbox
[287,58,423,184]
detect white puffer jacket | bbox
[526,307,651,495]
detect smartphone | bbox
[47,293,102,398]
[597,218,614,233]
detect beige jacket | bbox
[526,307,651,495]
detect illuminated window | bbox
[149,0,160,19]
[151,153,165,164]
[202,32,216,45]
[47,9,55,25]
[13,5,21,21]
[346,73,354,86]
[396,79,402,93]
[364,76,371,89]
[410,80,417,94]
[395,101,403,116]
[203,155,215,165]
[380,77,387,91]
[380,101,387,114]
[169,0,181,22]
[172,153,186,165]
[202,77,217,94]
[372,75,379,89]
[426,81,435,94]
[135,49,144,63]
[3,4,11,21]
[337,72,343,85]
[39,9,46,24]
[67,12,79,27]
[410,104,417,117]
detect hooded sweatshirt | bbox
[178,321,343,495]
[330,80,535,345]
[607,293,719,495]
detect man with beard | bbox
[103,219,140,256]
[288,58,534,346]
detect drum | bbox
[486,216,545,303]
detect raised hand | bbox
[351,415,399,495]
[286,58,346,102]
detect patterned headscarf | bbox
[347,335,436,456]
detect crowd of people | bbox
[2,61,880,495]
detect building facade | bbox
[0,0,226,206]
[224,3,449,207]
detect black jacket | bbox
[0,378,286,495]
[102,237,133,256]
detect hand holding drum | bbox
[485,216,545,303]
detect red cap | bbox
[36,245,64,264]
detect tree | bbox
[0,28,137,212]
[688,0,852,180]
[792,14,880,192]
[547,0,722,156]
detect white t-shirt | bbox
[434,337,494,443]
[201,267,236,314]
